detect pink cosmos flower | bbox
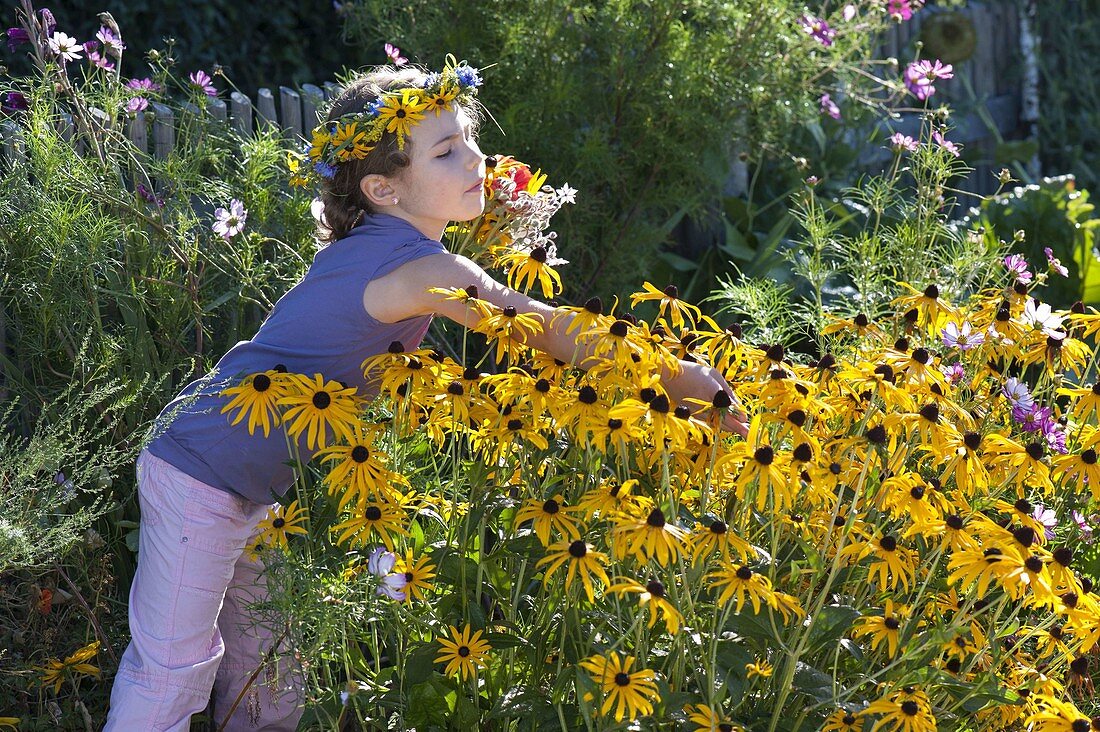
[1004,253,1033,283]
[941,321,984,351]
[95,25,125,56]
[933,130,960,157]
[384,42,407,66]
[1044,247,1069,277]
[887,0,922,21]
[212,199,247,239]
[84,41,115,70]
[941,362,965,385]
[888,132,919,153]
[126,77,162,93]
[1032,504,1057,541]
[189,70,217,97]
[125,96,148,114]
[820,93,841,120]
[1073,511,1094,543]
[798,14,836,47]
[905,59,953,100]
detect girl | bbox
[105,61,745,731]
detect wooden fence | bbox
[2,1,1023,205]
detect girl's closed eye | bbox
[436,148,452,159]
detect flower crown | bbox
[288,56,482,188]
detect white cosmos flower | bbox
[1022,298,1066,340]
[48,32,83,62]
[212,198,247,239]
[941,321,984,351]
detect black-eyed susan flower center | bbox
[1071,656,1090,675]
[946,514,964,530]
[542,499,560,515]
[388,340,405,353]
[866,425,887,444]
[766,344,785,361]
[464,285,479,299]
[719,725,735,732]
[607,418,623,430]
[674,405,691,419]
[647,508,666,528]
[710,520,728,535]
[1025,555,1044,573]
[854,313,869,327]
[663,284,678,298]
[793,443,813,462]
[787,410,807,427]
[649,394,670,413]
[754,446,774,465]
[272,517,285,529]
[712,390,733,409]
[447,381,464,396]
[535,378,551,393]
[996,306,1011,321]
[252,374,271,392]
[502,306,517,318]
[736,565,753,580]
[1085,449,1099,465]
[646,579,666,597]
[457,645,470,658]
[639,387,657,403]
[364,506,382,521]
[879,535,897,552]
[964,432,982,450]
[396,108,407,119]
[909,485,925,500]
[610,320,629,337]
[351,445,370,463]
[1026,442,1045,460]
[884,616,900,630]
[842,715,856,726]
[584,296,603,315]
[923,284,940,299]
[579,386,598,404]
[829,462,842,475]
[508,419,523,431]
[1015,498,1033,514]
[912,348,930,364]
[983,547,1003,563]
[1072,720,1090,732]
[312,391,331,409]
[530,246,547,263]
[614,672,631,686]
[833,515,847,528]
[568,540,587,558]
[901,701,920,716]
[1014,526,1037,548]
[919,404,939,423]
[1054,547,1074,567]
[1063,592,1079,608]
[404,571,414,582]
[816,353,836,369]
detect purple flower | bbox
[1013,403,1052,433]
[1044,247,1069,277]
[125,96,148,114]
[820,93,841,120]
[932,129,960,157]
[38,9,56,37]
[798,14,836,46]
[5,27,29,52]
[126,77,161,93]
[366,546,396,576]
[1004,253,1033,283]
[84,41,115,70]
[2,91,28,113]
[95,26,124,56]
[887,0,920,22]
[888,132,919,153]
[905,59,953,101]
[189,69,217,97]
[941,321,984,351]
[376,573,407,601]
[1002,376,1035,412]
[1073,511,1094,543]
[384,42,407,67]
[1032,504,1057,541]
[314,160,338,179]
[212,199,247,239]
[1045,424,1068,454]
[941,362,964,385]
[136,183,165,208]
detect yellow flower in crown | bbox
[421,80,460,116]
[331,121,372,162]
[377,88,429,148]
[308,128,332,162]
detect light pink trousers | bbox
[104,450,304,731]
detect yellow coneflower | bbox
[377,89,428,147]
[394,551,436,603]
[1053,448,1100,500]
[610,506,688,566]
[1024,695,1092,732]
[578,652,660,722]
[706,562,775,614]
[629,281,702,331]
[434,624,491,680]
[251,499,308,552]
[277,373,360,450]
[331,499,409,550]
[984,433,1054,493]
[220,369,291,438]
[37,641,100,693]
[514,494,582,546]
[1057,382,1100,423]
[497,245,564,298]
[864,687,936,732]
[536,538,610,603]
[852,599,910,658]
[821,708,864,732]
[316,425,407,508]
[688,518,753,564]
[685,703,744,731]
[330,120,372,161]
[576,478,650,521]
[421,84,459,116]
[473,304,545,364]
[745,659,773,679]
[607,577,684,634]
[891,281,957,335]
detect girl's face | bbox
[379,106,486,240]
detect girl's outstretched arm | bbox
[366,251,748,436]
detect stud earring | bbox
[392,197,399,205]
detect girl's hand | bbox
[665,361,748,438]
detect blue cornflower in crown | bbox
[288,55,482,188]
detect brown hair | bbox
[316,65,481,244]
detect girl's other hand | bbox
[665,361,748,438]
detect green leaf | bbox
[792,662,835,703]
[404,643,439,686]
[808,605,860,651]
[405,678,452,728]
[656,250,699,273]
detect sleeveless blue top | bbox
[146,214,445,504]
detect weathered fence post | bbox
[126,110,147,156]
[256,87,278,131]
[150,102,174,160]
[230,91,252,137]
[301,84,325,132]
[279,86,302,140]
[208,97,227,124]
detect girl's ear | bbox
[359,174,398,208]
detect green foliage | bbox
[343,0,901,302]
[965,175,1100,308]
